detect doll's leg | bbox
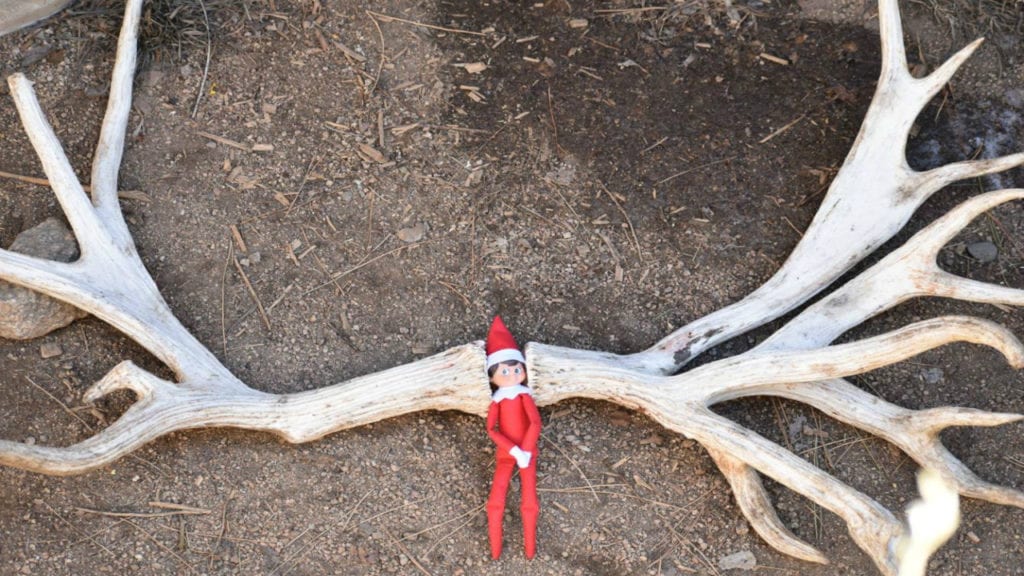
[487,458,516,559]
[519,462,539,559]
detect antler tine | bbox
[6,74,110,252]
[734,378,1024,508]
[691,317,1024,404]
[905,189,1024,254]
[685,408,904,575]
[762,190,1024,351]
[706,447,829,565]
[918,154,1024,194]
[90,0,144,250]
[916,38,985,99]
[0,364,182,476]
[877,0,909,81]
[620,0,1020,375]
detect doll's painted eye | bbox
[514,367,522,375]
[501,367,509,376]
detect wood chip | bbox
[455,62,488,74]
[335,41,366,62]
[357,143,387,163]
[391,123,420,136]
[197,131,249,151]
[117,191,151,202]
[759,52,790,66]
[568,18,588,29]
[230,224,248,253]
[251,143,274,152]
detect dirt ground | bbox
[0,0,1023,574]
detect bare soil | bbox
[0,0,1022,574]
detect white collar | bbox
[492,385,532,402]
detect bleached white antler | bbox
[1,0,1021,574]
[622,0,1024,374]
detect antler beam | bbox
[0,0,1021,574]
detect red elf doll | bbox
[485,316,541,560]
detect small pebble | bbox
[966,241,998,263]
[718,550,756,570]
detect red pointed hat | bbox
[486,315,525,370]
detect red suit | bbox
[487,384,541,559]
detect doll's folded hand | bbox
[509,446,532,469]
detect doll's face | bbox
[491,361,526,388]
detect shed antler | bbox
[1,0,1022,574]
[621,0,1024,374]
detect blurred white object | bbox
[897,469,961,576]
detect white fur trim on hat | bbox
[492,384,532,402]
[486,348,525,370]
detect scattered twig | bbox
[654,156,736,186]
[365,10,487,36]
[196,131,250,151]
[599,183,643,260]
[404,503,486,539]
[43,502,117,559]
[438,280,472,307]
[75,506,210,518]
[149,501,213,514]
[229,225,248,253]
[123,519,197,574]
[0,170,147,199]
[985,211,1024,261]
[759,114,806,144]
[191,0,212,119]
[781,215,804,239]
[640,136,668,155]
[422,505,483,556]
[365,11,387,95]
[220,241,232,356]
[232,257,271,330]
[759,52,790,66]
[595,7,668,14]
[546,83,564,156]
[26,376,93,431]
[385,529,432,576]
[541,433,599,502]
[303,240,429,296]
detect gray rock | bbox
[922,366,944,384]
[966,241,998,263]
[718,550,756,571]
[0,218,87,340]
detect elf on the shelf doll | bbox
[485,316,542,560]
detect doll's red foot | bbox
[524,534,536,559]
[489,523,503,559]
